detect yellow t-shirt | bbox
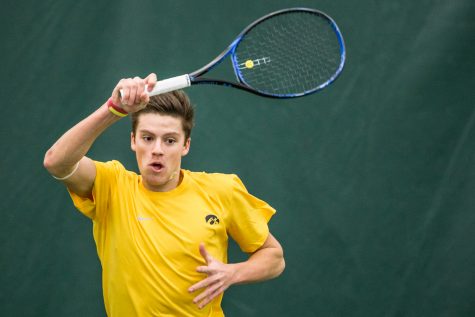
[68,160,275,317]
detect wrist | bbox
[107,98,128,117]
[228,263,244,285]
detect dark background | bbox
[1,0,475,316]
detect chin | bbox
[146,175,167,186]
[145,173,172,187]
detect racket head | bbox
[230,8,346,98]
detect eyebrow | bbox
[138,129,181,137]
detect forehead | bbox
[136,113,184,135]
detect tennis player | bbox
[43,73,285,316]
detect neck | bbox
[143,170,183,192]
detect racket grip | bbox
[119,74,191,98]
[148,74,191,96]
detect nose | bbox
[152,140,164,156]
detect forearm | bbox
[44,102,121,174]
[231,245,285,285]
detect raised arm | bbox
[43,73,157,197]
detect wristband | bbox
[107,98,128,117]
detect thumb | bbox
[199,243,213,264]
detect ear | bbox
[130,132,136,152]
[182,138,191,156]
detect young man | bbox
[43,73,285,317]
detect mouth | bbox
[149,162,164,173]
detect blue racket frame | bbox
[189,7,346,98]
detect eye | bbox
[142,135,153,142]
[165,138,177,144]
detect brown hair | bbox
[131,90,195,142]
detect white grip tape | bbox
[148,74,191,96]
[119,74,191,98]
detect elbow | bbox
[43,150,53,171]
[43,148,61,174]
[43,149,55,171]
[268,247,285,279]
[275,252,286,277]
[280,256,286,275]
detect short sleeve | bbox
[68,160,123,221]
[226,175,276,253]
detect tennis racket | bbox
[145,7,345,98]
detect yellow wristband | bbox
[108,105,128,117]
[107,98,128,117]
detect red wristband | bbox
[107,98,128,117]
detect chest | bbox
[108,188,228,262]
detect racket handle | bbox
[147,74,191,96]
[119,74,191,98]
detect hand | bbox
[188,243,237,309]
[111,73,157,113]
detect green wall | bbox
[1,0,475,316]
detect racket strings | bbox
[234,11,343,96]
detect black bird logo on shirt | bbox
[205,214,220,225]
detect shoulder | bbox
[94,160,138,180]
[95,160,125,170]
[184,170,245,194]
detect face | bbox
[131,113,190,192]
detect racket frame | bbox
[148,7,346,98]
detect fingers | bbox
[189,273,213,293]
[118,77,145,106]
[193,282,227,309]
[196,265,211,274]
[189,275,227,310]
[188,278,205,294]
[112,74,157,113]
[144,73,158,92]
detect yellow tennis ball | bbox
[245,60,254,69]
